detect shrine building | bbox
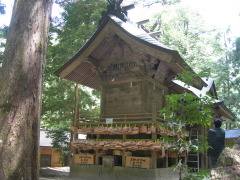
[55,1,235,180]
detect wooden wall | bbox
[39,147,63,167]
[103,81,142,115]
[101,79,166,115]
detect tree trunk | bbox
[0,0,52,179]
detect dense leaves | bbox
[0,0,7,66]
[212,36,240,126]
[0,26,8,66]
[147,3,224,72]
[41,0,107,130]
[159,91,213,179]
[160,93,213,127]
[47,128,71,165]
[41,0,108,157]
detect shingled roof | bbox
[55,15,206,90]
[225,129,240,139]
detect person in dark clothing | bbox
[207,118,225,168]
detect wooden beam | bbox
[148,31,161,38]
[136,19,150,27]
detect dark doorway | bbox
[40,154,51,167]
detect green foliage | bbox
[0,26,8,66]
[212,36,240,126]
[160,93,213,127]
[46,127,71,166]
[41,1,106,160]
[183,170,210,180]
[41,0,106,130]
[146,2,224,72]
[159,71,214,179]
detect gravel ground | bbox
[40,167,71,180]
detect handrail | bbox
[77,113,165,125]
[79,113,154,118]
[79,116,153,121]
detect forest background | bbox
[0,0,239,159]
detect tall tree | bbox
[212,35,240,127]
[145,3,224,72]
[0,26,8,66]
[0,0,52,179]
[0,0,7,66]
[41,0,106,130]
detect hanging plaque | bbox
[125,156,151,169]
[74,154,94,165]
[106,118,113,124]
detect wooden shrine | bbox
[55,1,235,180]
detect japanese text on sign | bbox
[74,155,94,165]
[125,156,150,169]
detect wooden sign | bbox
[125,156,151,169]
[74,154,94,165]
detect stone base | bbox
[70,164,179,180]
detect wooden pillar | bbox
[72,83,79,160]
[205,125,210,169]
[151,150,157,168]
[73,83,79,141]
[151,121,157,169]
[174,157,178,164]
[163,152,168,168]
[152,89,157,123]
[95,149,99,165]
[123,133,126,141]
[122,150,126,167]
[141,80,148,113]
[100,86,105,115]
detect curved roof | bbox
[55,15,206,90]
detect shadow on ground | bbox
[40,167,71,180]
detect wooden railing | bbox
[77,113,165,126]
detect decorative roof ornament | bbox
[99,0,134,26]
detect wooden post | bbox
[201,125,206,169]
[151,150,157,168]
[95,149,99,165]
[163,152,169,168]
[123,133,126,141]
[100,87,105,115]
[205,125,210,169]
[151,121,157,169]
[152,90,157,123]
[73,83,79,141]
[72,83,79,160]
[122,150,126,166]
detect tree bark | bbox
[0,0,52,179]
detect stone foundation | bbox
[70,165,179,180]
